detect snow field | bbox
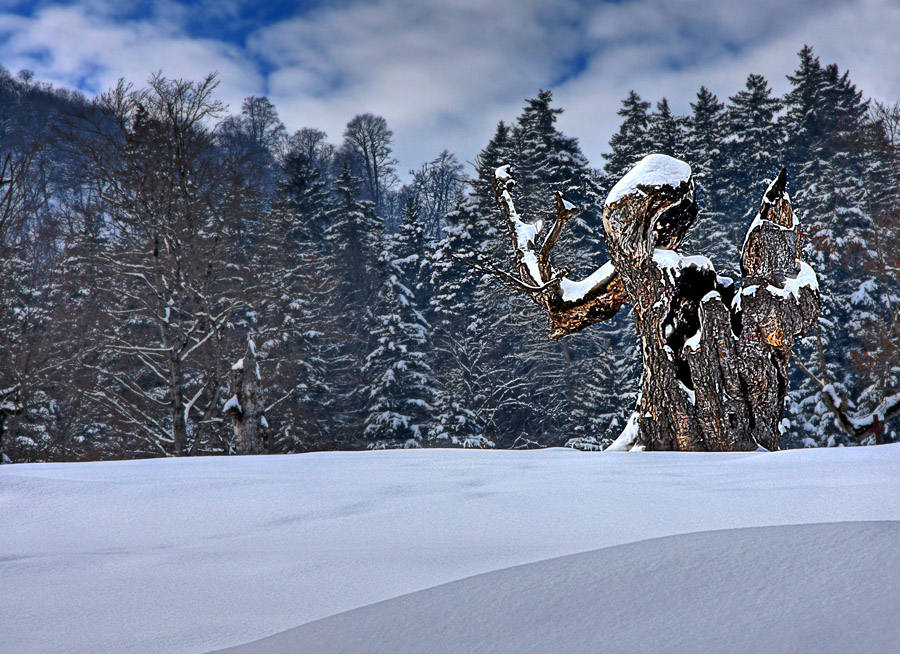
[2,445,899,653]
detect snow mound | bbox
[212,521,900,654]
[606,153,692,206]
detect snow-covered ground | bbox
[2,446,899,653]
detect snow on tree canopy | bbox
[605,154,692,206]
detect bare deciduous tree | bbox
[342,113,398,214]
[68,74,257,456]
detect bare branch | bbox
[451,253,565,297]
[538,192,576,281]
[492,165,544,286]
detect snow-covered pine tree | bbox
[648,98,687,161]
[781,52,878,446]
[466,120,519,336]
[431,115,553,447]
[723,74,784,223]
[781,46,826,179]
[488,94,590,445]
[426,136,506,442]
[510,90,605,276]
[850,100,900,443]
[362,202,436,448]
[276,149,332,240]
[429,200,499,446]
[448,92,632,446]
[324,164,381,308]
[603,90,653,182]
[250,149,339,452]
[321,163,383,444]
[682,87,733,272]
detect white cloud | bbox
[248,0,587,173]
[0,2,262,114]
[251,0,900,175]
[554,0,900,168]
[1,0,899,178]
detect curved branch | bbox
[487,165,630,338]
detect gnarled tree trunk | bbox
[224,340,268,454]
[467,154,819,451]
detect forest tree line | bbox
[1,45,898,462]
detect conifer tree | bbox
[252,150,336,451]
[362,205,436,447]
[276,150,331,240]
[320,164,382,444]
[324,164,381,308]
[648,98,686,160]
[510,90,604,276]
[724,74,784,220]
[603,90,653,181]
[781,46,825,176]
[429,201,501,446]
[780,51,875,446]
[683,87,731,268]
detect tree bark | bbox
[478,155,819,451]
[224,340,268,454]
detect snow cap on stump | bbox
[606,154,692,207]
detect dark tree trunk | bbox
[468,155,819,452]
[604,166,818,450]
[169,346,188,457]
[224,340,268,454]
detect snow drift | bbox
[214,522,900,654]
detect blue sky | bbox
[2,0,899,176]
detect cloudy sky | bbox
[1,0,899,176]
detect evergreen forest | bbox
[2,45,899,462]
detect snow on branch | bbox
[494,165,544,287]
[454,165,628,339]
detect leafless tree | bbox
[342,113,398,214]
[66,73,258,456]
[407,150,465,239]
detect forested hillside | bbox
[1,45,898,462]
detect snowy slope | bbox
[2,445,899,654]
[214,522,900,654]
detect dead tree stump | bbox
[224,339,268,454]
[464,154,819,451]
